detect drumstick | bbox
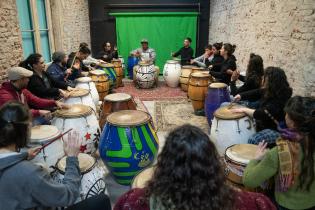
[38,128,73,151]
[227,99,236,109]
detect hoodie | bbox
[0,152,80,210]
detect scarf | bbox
[275,127,302,192]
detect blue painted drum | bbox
[127,56,139,79]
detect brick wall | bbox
[209,0,315,97]
[0,0,23,82]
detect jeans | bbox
[67,194,111,210]
[32,116,50,126]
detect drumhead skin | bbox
[104,93,131,102]
[107,110,151,126]
[132,167,155,188]
[225,144,258,164]
[181,65,195,69]
[69,88,89,97]
[30,125,60,142]
[209,82,227,89]
[166,60,179,64]
[56,153,96,173]
[190,72,210,78]
[192,67,206,71]
[76,77,92,83]
[90,70,105,76]
[138,61,153,66]
[54,104,92,118]
[214,105,246,119]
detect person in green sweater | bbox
[243,96,315,210]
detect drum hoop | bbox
[104,93,131,102]
[54,105,93,118]
[55,155,97,175]
[209,83,227,89]
[69,89,90,98]
[76,77,92,83]
[190,73,210,78]
[106,110,151,127]
[181,65,195,69]
[225,144,256,165]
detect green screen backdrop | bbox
[111,12,198,74]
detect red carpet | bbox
[114,80,187,101]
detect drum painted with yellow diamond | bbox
[99,110,158,185]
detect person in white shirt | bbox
[131,39,156,64]
[191,44,213,68]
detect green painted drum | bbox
[99,110,159,185]
[97,63,117,90]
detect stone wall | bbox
[50,0,91,54]
[209,0,315,97]
[0,0,23,81]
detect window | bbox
[16,0,54,61]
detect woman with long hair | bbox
[114,124,276,210]
[233,67,293,144]
[243,96,315,210]
[207,42,224,72]
[230,53,264,96]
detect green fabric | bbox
[111,12,197,74]
[243,147,315,210]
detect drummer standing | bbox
[172,37,194,65]
[130,39,156,64]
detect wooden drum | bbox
[179,65,195,92]
[187,72,211,112]
[90,70,110,101]
[99,93,137,130]
[111,59,124,87]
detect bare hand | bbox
[59,90,70,99]
[254,141,268,160]
[231,70,240,81]
[230,107,248,114]
[27,146,41,160]
[67,86,75,91]
[38,110,52,121]
[114,46,118,51]
[66,68,72,75]
[72,62,80,70]
[63,131,82,157]
[234,94,241,102]
[190,59,194,64]
[55,101,69,110]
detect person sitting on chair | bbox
[131,39,156,64]
[191,44,213,68]
[97,41,118,63]
[172,37,194,66]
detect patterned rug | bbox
[154,99,210,134]
[114,80,187,101]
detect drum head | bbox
[90,70,105,76]
[209,82,227,89]
[191,72,210,78]
[166,60,179,64]
[214,105,246,119]
[181,65,195,69]
[30,125,60,143]
[192,67,205,71]
[69,88,89,97]
[225,144,258,164]
[138,61,153,66]
[57,153,96,174]
[54,104,92,118]
[104,93,131,102]
[76,77,92,83]
[132,167,155,188]
[107,110,150,126]
[102,63,114,68]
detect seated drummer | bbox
[47,51,76,88]
[114,124,276,210]
[207,42,224,72]
[243,96,315,210]
[79,42,106,67]
[97,41,119,63]
[0,102,111,210]
[19,53,73,100]
[67,45,92,80]
[0,67,68,125]
[190,44,213,68]
[172,37,194,66]
[130,39,156,64]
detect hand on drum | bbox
[63,131,82,157]
[59,89,70,99]
[254,141,268,160]
[66,68,73,75]
[233,94,242,102]
[55,101,69,110]
[39,110,52,121]
[231,70,240,81]
[27,146,41,160]
[230,107,255,117]
[190,59,195,64]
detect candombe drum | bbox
[163,60,181,87]
[89,70,110,101]
[64,88,96,112]
[99,93,137,130]
[111,59,124,87]
[210,105,256,155]
[52,104,100,154]
[128,56,139,79]
[134,61,157,89]
[52,153,106,203]
[75,77,99,107]
[179,65,195,92]
[204,82,231,126]
[99,110,159,185]
[187,72,211,112]
[192,66,206,74]
[132,166,155,188]
[29,125,63,171]
[97,63,117,90]
[118,56,125,70]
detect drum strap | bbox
[264,109,279,126]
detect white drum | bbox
[75,77,99,106]
[134,61,157,89]
[64,88,96,112]
[118,56,125,70]
[51,104,100,154]
[210,105,256,155]
[52,153,106,203]
[29,125,64,171]
[163,60,181,87]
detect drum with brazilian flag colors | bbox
[99,110,158,185]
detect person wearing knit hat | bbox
[130,38,156,63]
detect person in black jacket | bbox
[230,53,264,96]
[20,53,70,100]
[210,43,237,85]
[67,46,91,81]
[172,37,194,65]
[207,42,224,72]
[232,67,293,145]
[97,41,118,63]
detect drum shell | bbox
[97,66,117,90]
[90,74,110,100]
[75,79,100,106]
[128,56,139,79]
[204,85,230,126]
[99,119,159,185]
[187,75,210,111]
[179,68,193,92]
[163,62,181,87]
[64,94,96,113]
[135,64,158,89]
[112,59,124,87]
